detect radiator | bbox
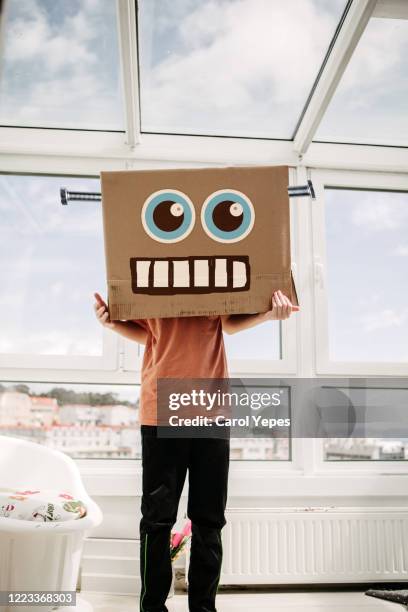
[217,507,408,584]
[82,507,408,593]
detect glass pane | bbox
[325,188,408,362]
[0,381,141,458]
[0,174,106,356]
[231,437,289,460]
[324,438,408,461]
[139,320,282,361]
[223,321,281,360]
[138,0,347,138]
[324,386,408,461]
[0,381,289,460]
[316,17,408,146]
[0,0,124,130]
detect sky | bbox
[1,174,407,364]
[0,172,280,360]
[138,0,348,137]
[325,188,408,362]
[0,1,406,363]
[0,174,106,355]
[316,17,408,146]
[0,0,405,143]
[0,0,124,129]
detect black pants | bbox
[139,425,230,612]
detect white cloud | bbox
[360,308,408,333]
[316,18,408,143]
[4,6,95,72]
[351,198,408,231]
[0,175,102,237]
[140,0,345,135]
[0,0,123,128]
[391,245,408,257]
[0,329,103,356]
[352,202,398,230]
[330,18,407,97]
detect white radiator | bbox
[217,507,408,584]
[82,507,408,593]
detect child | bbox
[93,290,299,612]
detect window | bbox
[0,173,107,358]
[315,16,408,146]
[0,0,124,130]
[0,381,140,459]
[0,380,290,461]
[312,171,408,464]
[324,187,408,363]
[323,387,408,461]
[223,321,281,361]
[134,319,286,375]
[324,437,408,461]
[1,1,406,483]
[138,0,348,138]
[231,437,289,461]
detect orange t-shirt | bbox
[133,316,229,425]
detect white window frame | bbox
[0,156,301,482]
[8,10,408,562]
[311,168,408,376]
[1,152,408,499]
[0,164,121,372]
[1,0,408,503]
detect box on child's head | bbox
[100,164,299,320]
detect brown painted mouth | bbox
[130,255,250,295]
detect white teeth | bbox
[233,260,247,288]
[136,260,150,287]
[214,258,228,287]
[135,257,248,290]
[173,260,190,287]
[194,259,209,286]
[153,260,168,287]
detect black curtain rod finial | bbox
[308,179,316,200]
[60,187,68,205]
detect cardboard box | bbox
[100,164,299,320]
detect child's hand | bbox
[264,290,300,321]
[93,292,115,329]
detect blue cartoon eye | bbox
[141,190,195,243]
[201,189,255,243]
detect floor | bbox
[83,590,404,611]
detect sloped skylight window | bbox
[138,0,348,139]
[0,0,125,130]
[316,16,408,146]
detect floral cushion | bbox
[0,488,87,522]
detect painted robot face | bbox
[130,188,255,295]
[101,165,295,319]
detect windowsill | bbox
[78,459,408,499]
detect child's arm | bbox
[93,292,148,345]
[221,290,299,335]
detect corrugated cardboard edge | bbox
[100,171,113,321]
[290,270,299,307]
[107,269,299,320]
[109,295,271,320]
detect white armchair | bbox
[0,435,103,611]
